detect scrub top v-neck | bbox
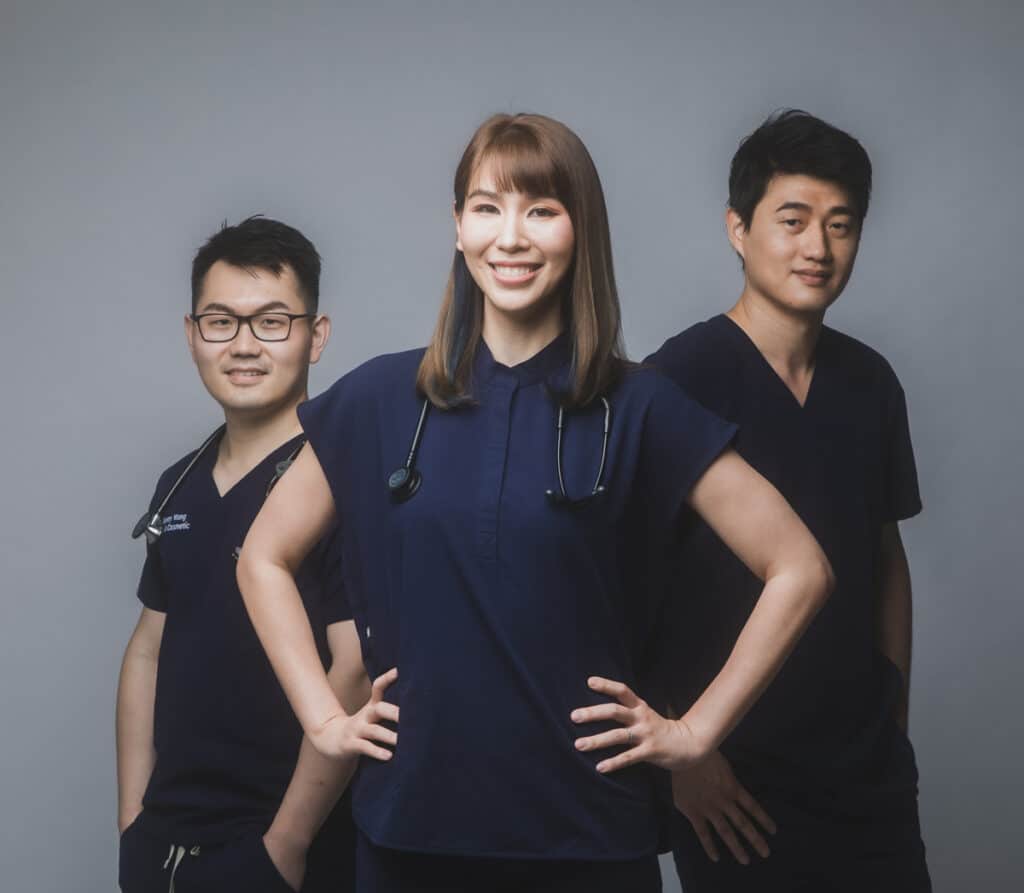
[297,334,736,860]
[135,433,351,844]
[647,314,922,802]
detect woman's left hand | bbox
[570,676,708,774]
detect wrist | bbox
[675,714,716,762]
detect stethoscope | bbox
[131,426,305,545]
[387,396,612,508]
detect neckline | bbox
[715,313,826,411]
[473,331,571,388]
[209,432,306,500]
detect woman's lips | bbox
[489,262,542,286]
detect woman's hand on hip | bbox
[570,676,709,773]
[310,667,400,761]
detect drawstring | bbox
[162,843,200,893]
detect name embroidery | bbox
[161,513,191,533]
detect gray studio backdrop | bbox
[2,1,1021,890]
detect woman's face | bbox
[455,159,575,325]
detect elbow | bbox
[808,550,835,610]
[235,548,261,604]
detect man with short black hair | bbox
[650,111,931,891]
[116,216,368,892]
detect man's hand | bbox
[570,676,710,773]
[671,750,776,865]
[262,829,307,892]
[309,668,399,760]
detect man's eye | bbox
[830,222,851,234]
[209,317,233,327]
[783,218,801,227]
[258,317,287,329]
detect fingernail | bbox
[571,711,581,722]
[575,740,586,750]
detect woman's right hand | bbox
[309,668,400,760]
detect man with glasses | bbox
[116,216,369,892]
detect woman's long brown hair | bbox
[416,113,626,409]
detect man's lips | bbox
[793,269,832,285]
[224,368,268,384]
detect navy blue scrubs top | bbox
[135,434,352,844]
[297,334,736,860]
[648,315,922,804]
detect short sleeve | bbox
[883,375,922,521]
[639,372,738,530]
[136,481,169,612]
[317,522,352,625]
[296,373,359,512]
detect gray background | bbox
[2,1,1021,890]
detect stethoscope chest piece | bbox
[132,511,164,545]
[387,466,422,503]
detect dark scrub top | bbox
[135,433,353,845]
[647,315,922,804]
[296,334,737,860]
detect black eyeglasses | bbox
[190,312,315,342]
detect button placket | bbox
[476,375,517,562]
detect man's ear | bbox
[184,314,198,363]
[308,313,331,365]
[725,207,748,262]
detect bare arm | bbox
[574,449,833,771]
[875,522,913,732]
[115,607,165,832]
[262,620,373,890]
[679,448,834,751]
[236,444,397,758]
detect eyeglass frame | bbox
[189,311,317,343]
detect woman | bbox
[237,113,833,892]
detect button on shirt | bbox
[135,434,352,844]
[297,335,736,859]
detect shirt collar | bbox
[473,331,572,389]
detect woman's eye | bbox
[473,203,498,214]
[529,207,558,218]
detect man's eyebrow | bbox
[195,300,294,314]
[774,201,856,217]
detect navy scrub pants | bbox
[355,832,663,892]
[671,788,931,893]
[119,818,355,893]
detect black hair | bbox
[190,215,321,312]
[729,110,872,228]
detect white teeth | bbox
[493,266,536,277]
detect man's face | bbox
[728,173,861,318]
[185,260,328,418]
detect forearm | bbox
[266,661,370,846]
[115,649,158,831]
[876,526,913,730]
[237,556,347,735]
[682,562,831,751]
